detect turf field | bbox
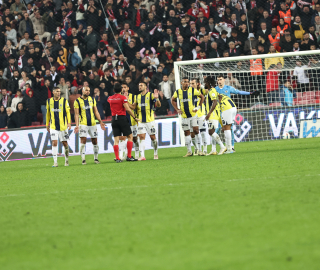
[1,138,320,270]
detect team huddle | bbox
[45,75,258,166]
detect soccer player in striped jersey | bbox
[215,74,259,151]
[190,78,207,155]
[205,87,227,155]
[74,87,106,164]
[132,82,161,160]
[46,87,71,167]
[203,76,226,155]
[121,82,139,159]
[171,77,204,157]
[206,90,237,154]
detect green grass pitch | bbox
[1,138,320,270]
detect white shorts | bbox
[138,121,157,135]
[182,116,198,131]
[79,125,98,138]
[221,107,237,126]
[50,129,69,142]
[207,119,219,130]
[131,125,138,137]
[190,115,206,132]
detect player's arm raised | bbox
[153,89,161,107]
[123,103,140,122]
[74,107,80,134]
[93,106,106,131]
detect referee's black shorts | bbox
[111,115,132,137]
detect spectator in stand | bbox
[7,70,20,95]
[6,107,17,128]
[217,30,228,56]
[256,22,270,41]
[266,64,280,104]
[22,88,37,125]
[5,24,17,46]
[30,11,51,42]
[68,47,82,71]
[93,88,106,120]
[0,105,8,128]
[57,77,69,100]
[300,32,315,51]
[19,71,32,92]
[264,45,284,70]
[280,34,295,52]
[155,90,169,116]
[36,79,52,125]
[268,27,281,53]
[280,80,296,107]
[0,89,12,108]
[19,14,34,39]
[3,56,19,81]
[158,74,174,112]
[150,65,163,90]
[293,59,310,92]
[292,16,305,41]
[84,25,100,54]
[11,89,23,112]
[228,41,240,57]
[15,102,29,127]
[244,33,259,55]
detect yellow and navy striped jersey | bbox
[172,87,201,118]
[46,97,71,131]
[219,94,237,112]
[136,92,156,123]
[207,88,221,120]
[126,93,137,126]
[74,96,97,126]
[196,88,206,117]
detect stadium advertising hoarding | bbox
[0,118,181,162]
[1,106,319,162]
[234,105,320,142]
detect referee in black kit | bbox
[108,83,140,163]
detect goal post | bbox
[174,50,320,143]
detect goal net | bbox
[174,50,320,143]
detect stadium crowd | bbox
[0,0,320,129]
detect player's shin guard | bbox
[191,136,198,150]
[152,139,158,155]
[52,146,58,163]
[224,130,232,151]
[212,132,224,149]
[93,145,99,160]
[64,146,69,161]
[140,140,145,158]
[127,141,133,158]
[113,145,120,160]
[80,143,86,161]
[195,133,201,151]
[201,131,207,153]
[185,135,192,153]
[134,141,139,158]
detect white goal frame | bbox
[174,50,320,145]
